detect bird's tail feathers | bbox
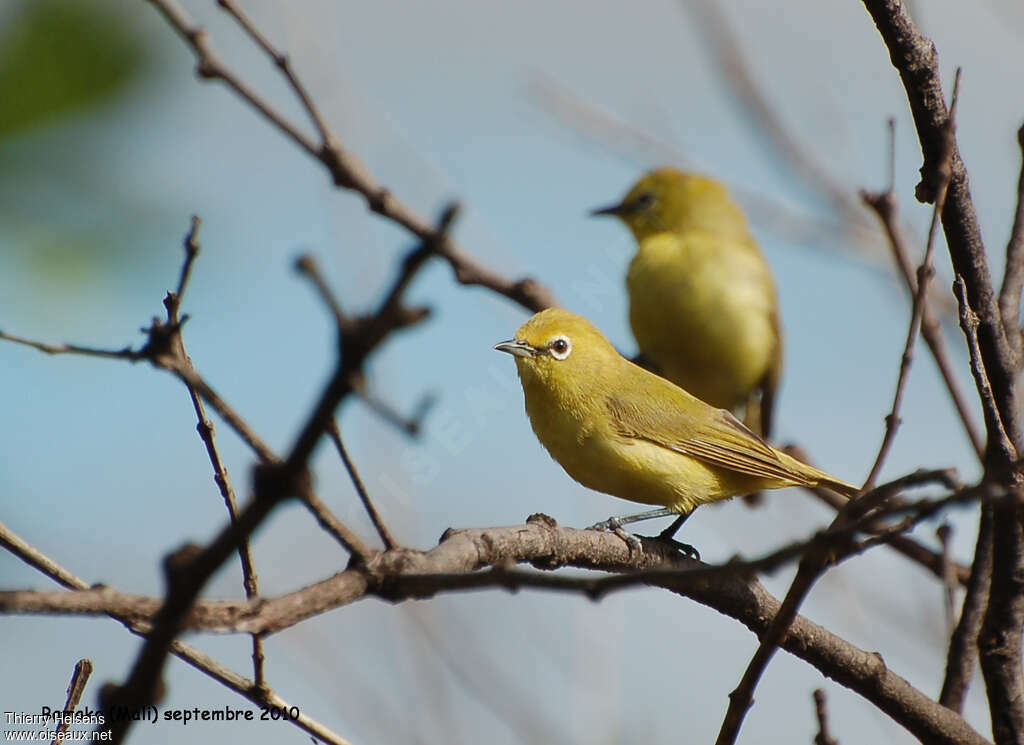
[816,476,859,498]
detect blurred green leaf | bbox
[0,0,144,137]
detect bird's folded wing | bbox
[605,391,804,484]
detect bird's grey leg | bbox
[587,507,676,531]
[586,508,699,560]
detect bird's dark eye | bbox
[632,191,656,211]
[548,336,572,360]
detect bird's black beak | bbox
[493,339,538,358]
[589,200,626,218]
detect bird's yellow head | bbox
[591,167,749,242]
[493,308,618,395]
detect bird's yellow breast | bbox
[518,370,768,514]
[627,231,778,409]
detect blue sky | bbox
[2,1,1023,743]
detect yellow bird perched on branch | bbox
[494,309,855,542]
[592,167,782,438]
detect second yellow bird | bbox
[592,168,782,437]
[495,309,855,534]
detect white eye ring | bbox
[548,335,572,360]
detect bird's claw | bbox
[613,526,643,555]
[661,538,700,561]
[587,517,643,555]
[587,516,622,532]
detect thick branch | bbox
[979,493,1024,744]
[940,503,994,711]
[3,518,986,745]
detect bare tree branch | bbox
[864,70,960,489]
[713,457,964,743]
[812,689,839,745]
[2,509,989,745]
[785,443,970,583]
[713,68,965,745]
[0,520,354,745]
[2,466,978,632]
[143,0,555,313]
[956,273,1024,742]
[940,503,994,712]
[51,659,93,745]
[955,277,1018,466]
[97,199,472,742]
[860,13,1024,738]
[328,417,396,550]
[978,491,1024,744]
[936,522,957,632]
[162,217,267,687]
[861,0,1021,452]
[861,126,986,460]
[677,0,864,228]
[998,123,1024,367]
[354,383,436,437]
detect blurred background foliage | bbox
[0,0,145,137]
[0,0,163,289]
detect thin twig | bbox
[677,0,863,228]
[798,479,970,585]
[997,123,1024,367]
[0,521,353,745]
[51,659,94,745]
[164,218,266,688]
[99,203,464,744]
[860,126,985,460]
[955,276,1017,464]
[215,0,333,146]
[784,444,970,584]
[144,0,555,312]
[355,385,436,437]
[864,69,961,489]
[812,689,839,745]
[172,215,201,302]
[102,243,413,743]
[327,418,396,549]
[936,523,957,633]
[0,332,139,360]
